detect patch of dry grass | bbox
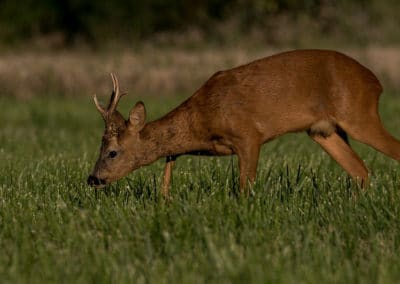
[0,46,399,99]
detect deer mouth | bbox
[87,175,107,188]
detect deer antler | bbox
[93,94,107,119]
[93,73,127,121]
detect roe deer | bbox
[87,50,400,196]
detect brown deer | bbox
[87,50,400,196]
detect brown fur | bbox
[88,50,400,196]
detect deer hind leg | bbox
[340,113,400,161]
[309,130,369,186]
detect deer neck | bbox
[139,110,200,163]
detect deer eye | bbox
[108,151,118,159]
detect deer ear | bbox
[128,101,146,131]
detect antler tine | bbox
[111,73,118,93]
[93,94,107,120]
[106,73,127,115]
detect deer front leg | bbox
[161,156,176,198]
[237,143,260,195]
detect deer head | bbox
[87,74,147,188]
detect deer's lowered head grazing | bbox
[88,50,400,197]
[87,74,150,188]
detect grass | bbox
[1,93,400,283]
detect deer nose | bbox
[87,175,106,186]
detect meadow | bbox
[1,92,400,283]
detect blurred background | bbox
[0,0,400,99]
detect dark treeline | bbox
[0,0,399,47]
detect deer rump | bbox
[88,49,400,196]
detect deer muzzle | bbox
[87,175,107,187]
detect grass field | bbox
[1,93,400,283]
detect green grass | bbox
[1,94,400,283]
